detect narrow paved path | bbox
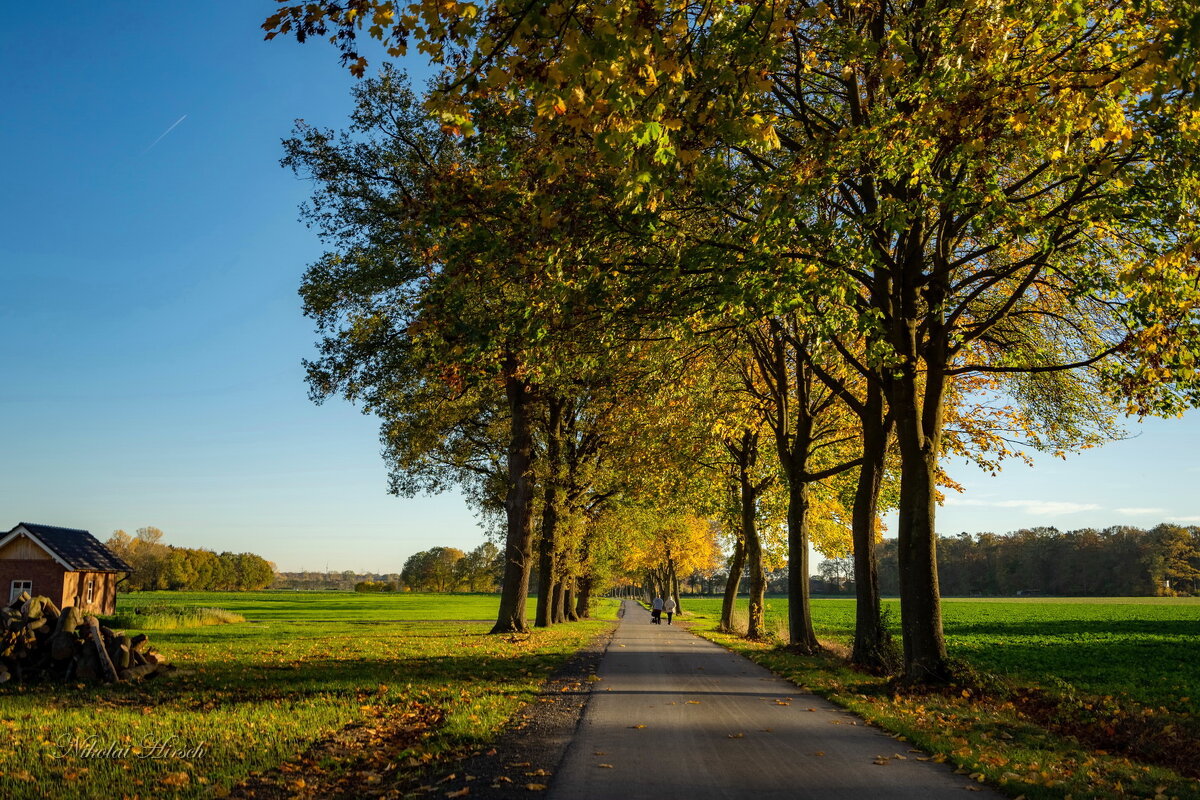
[549,599,1004,800]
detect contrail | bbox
[142,114,188,154]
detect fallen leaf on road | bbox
[525,770,549,777]
[814,752,825,757]
[775,701,791,706]
[629,724,647,729]
[598,764,614,769]
[686,700,701,705]
[593,752,606,756]
[446,788,470,798]
[807,708,817,712]
[727,733,745,739]
[525,784,547,791]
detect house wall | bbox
[68,572,119,615]
[0,559,68,608]
[0,536,55,561]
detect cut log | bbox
[118,664,159,681]
[56,606,84,635]
[75,648,99,682]
[50,631,78,661]
[83,616,121,683]
[110,635,131,670]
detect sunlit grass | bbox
[684,595,1200,716]
[106,605,246,630]
[0,592,618,798]
[684,596,1200,800]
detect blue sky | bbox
[1,4,1197,573]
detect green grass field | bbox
[0,592,618,799]
[110,590,522,621]
[683,595,1200,716]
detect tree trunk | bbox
[786,479,820,651]
[891,361,951,682]
[491,356,537,635]
[552,578,568,623]
[851,385,892,670]
[743,477,766,639]
[535,396,564,628]
[745,537,765,638]
[720,535,745,632]
[670,564,682,614]
[575,575,593,619]
[564,583,579,621]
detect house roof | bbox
[6,523,133,573]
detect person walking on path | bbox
[663,595,677,624]
[651,595,664,624]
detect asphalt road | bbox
[548,599,1005,800]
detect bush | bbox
[354,580,398,593]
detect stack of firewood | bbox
[0,592,170,685]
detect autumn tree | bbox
[269,0,1200,681]
[401,546,466,591]
[622,511,721,611]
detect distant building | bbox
[0,523,131,615]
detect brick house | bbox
[0,523,131,615]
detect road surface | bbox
[548,599,1004,800]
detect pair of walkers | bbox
[650,595,676,624]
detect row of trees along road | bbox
[268,0,1200,683]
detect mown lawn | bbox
[682,595,1200,716]
[113,590,526,621]
[0,592,618,799]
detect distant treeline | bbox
[269,543,506,593]
[272,571,404,591]
[106,527,275,592]
[869,523,1200,597]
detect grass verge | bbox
[0,595,619,799]
[684,612,1198,800]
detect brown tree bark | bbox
[564,583,579,621]
[574,575,593,618]
[552,578,568,623]
[850,384,893,670]
[743,486,766,639]
[720,533,745,632]
[888,307,952,682]
[785,479,820,651]
[491,355,537,635]
[535,396,564,628]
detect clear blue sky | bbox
[2,4,1197,573]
